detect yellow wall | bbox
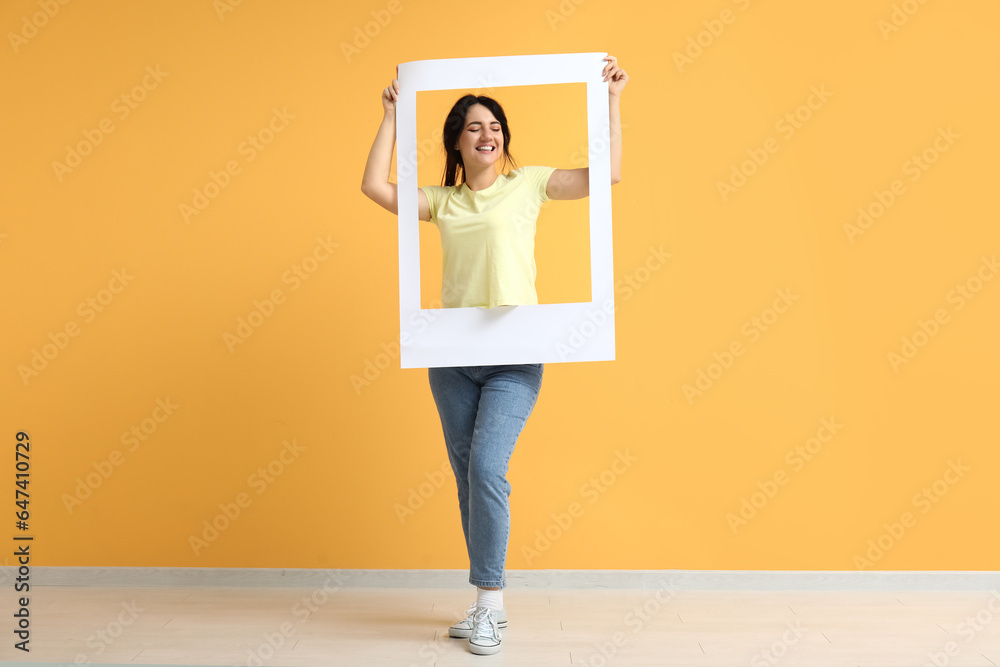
[2,0,998,571]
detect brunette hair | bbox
[441,94,517,186]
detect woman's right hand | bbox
[382,78,400,115]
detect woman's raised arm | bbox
[605,54,627,185]
[546,55,628,201]
[360,75,430,220]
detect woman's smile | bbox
[459,104,503,166]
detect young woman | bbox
[361,55,628,655]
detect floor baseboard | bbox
[6,566,998,589]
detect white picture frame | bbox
[395,52,615,368]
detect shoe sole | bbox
[469,640,502,655]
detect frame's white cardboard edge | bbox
[396,52,615,368]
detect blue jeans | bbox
[428,363,544,589]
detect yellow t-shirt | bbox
[420,165,557,309]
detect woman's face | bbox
[456,104,503,169]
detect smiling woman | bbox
[359,54,628,656]
[414,81,593,311]
[419,93,555,309]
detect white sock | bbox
[476,587,503,611]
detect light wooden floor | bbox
[8,585,1000,665]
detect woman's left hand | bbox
[602,55,628,98]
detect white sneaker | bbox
[449,603,507,639]
[468,606,503,655]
